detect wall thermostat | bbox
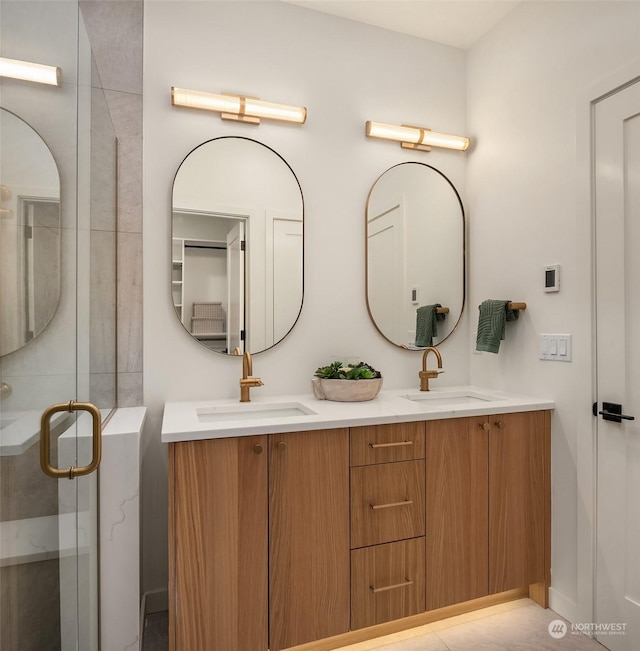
[544,264,560,292]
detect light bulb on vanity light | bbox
[366,121,470,152]
[171,87,307,124]
[0,57,61,86]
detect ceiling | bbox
[282,1,521,49]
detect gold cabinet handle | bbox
[370,579,414,594]
[370,499,413,511]
[495,420,505,429]
[253,444,263,455]
[479,422,490,431]
[276,441,287,451]
[40,401,102,479]
[369,441,413,449]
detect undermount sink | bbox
[0,417,17,430]
[196,402,316,423]
[398,390,503,407]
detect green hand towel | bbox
[475,299,520,353]
[415,304,445,347]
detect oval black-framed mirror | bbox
[171,136,304,354]
[366,162,465,349]
[1,107,61,357]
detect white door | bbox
[227,221,245,353]
[268,218,303,346]
[366,201,406,344]
[595,78,640,650]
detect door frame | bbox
[572,58,640,630]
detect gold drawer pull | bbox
[370,579,414,594]
[369,441,414,449]
[370,499,413,511]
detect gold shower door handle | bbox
[40,401,102,479]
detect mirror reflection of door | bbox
[226,220,245,353]
[366,200,406,344]
[172,211,247,353]
[22,198,60,341]
[269,215,303,345]
[366,163,465,349]
[171,137,304,355]
[0,108,61,356]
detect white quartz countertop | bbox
[161,385,555,444]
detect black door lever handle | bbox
[594,401,636,423]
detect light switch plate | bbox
[539,334,572,361]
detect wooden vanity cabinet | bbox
[169,428,349,651]
[426,410,550,611]
[168,409,550,651]
[169,435,268,651]
[488,411,548,596]
[425,416,489,611]
[269,429,350,651]
[350,422,427,629]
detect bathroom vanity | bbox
[162,387,553,651]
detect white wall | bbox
[143,0,468,595]
[467,0,640,625]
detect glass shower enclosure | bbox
[0,1,117,648]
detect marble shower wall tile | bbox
[78,1,143,95]
[117,232,143,375]
[118,372,143,408]
[99,407,145,651]
[91,230,117,375]
[105,90,143,235]
[80,0,144,408]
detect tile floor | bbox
[142,599,609,650]
[142,610,168,651]
[334,599,607,651]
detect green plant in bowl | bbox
[312,362,383,401]
[314,361,382,380]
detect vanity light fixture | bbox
[366,121,470,152]
[0,57,61,86]
[171,87,307,124]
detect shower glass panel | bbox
[0,1,117,649]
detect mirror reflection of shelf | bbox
[172,237,185,320]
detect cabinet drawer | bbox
[350,423,425,466]
[351,537,426,630]
[351,460,425,548]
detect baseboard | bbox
[549,587,578,623]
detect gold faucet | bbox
[419,347,444,391]
[240,351,264,402]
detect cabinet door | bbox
[488,411,547,594]
[169,436,268,651]
[426,417,489,610]
[269,429,350,651]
